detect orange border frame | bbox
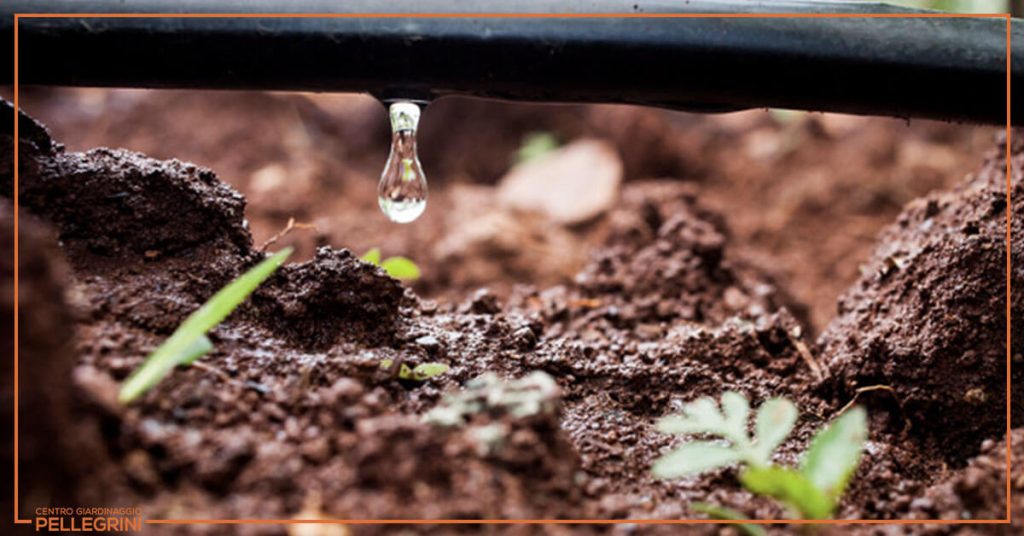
[10,10,1014,529]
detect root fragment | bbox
[787,330,823,382]
[192,362,271,395]
[837,384,906,423]
[259,217,318,252]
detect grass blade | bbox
[118,247,292,403]
[692,503,767,536]
[178,334,213,366]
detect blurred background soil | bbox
[7,87,997,334]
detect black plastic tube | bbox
[1,0,1020,125]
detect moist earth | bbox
[2,98,1020,534]
[11,89,997,334]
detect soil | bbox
[0,199,79,523]
[1,90,1019,535]
[8,88,998,333]
[818,130,1023,463]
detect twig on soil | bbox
[259,217,318,252]
[787,331,824,382]
[569,298,603,310]
[837,385,905,421]
[191,362,271,395]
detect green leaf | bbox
[652,441,741,479]
[801,407,868,501]
[382,360,448,381]
[768,108,805,125]
[721,391,751,442]
[179,335,213,366]
[658,393,751,445]
[753,398,798,464]
[516,131,559,163]
[656,414,706,435]
[685,397,726,428]
[411,363,449,381]
[118,247,292,404]
[740,466,834,519]
[380,256,421,281]
[692,503,768,536]
[361,247,382,265]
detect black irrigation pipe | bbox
[1,0,1021,125]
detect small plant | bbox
[378,358,449,381]
[691,503,767,536]
[425,371,560,427]
[361,248,421,281]
[118,248,292,404]
[653,392,867,520]
[515,131,560,163]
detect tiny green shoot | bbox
[362,247,382,265]
[118,247,292,404]
[361,248,421,281]
[516,131,560,163]
[379,359,449,381]
[768,108,805,125]
[883,0,1011,14]
[691,503,767,536]
[653,392,867,520]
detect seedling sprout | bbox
[516,131,560,163]
[361,247,422,281]
[378,358,449,381]
[691,503,767,536]
[118,247,293,404]
[653,392,867,520]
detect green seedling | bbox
[768,108,805,125]
[653,392,867,520]
[361,248,421,281]
[516,131,560,163]
[691,503,767,536]
[118,247,292,404]
[425,371,560,427]
[379,358,449,381]
[885,0,1010,13]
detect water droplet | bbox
[378,101,427,223]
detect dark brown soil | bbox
[818,131,1023,462]
[1,92,1018,534]
[9,89,996,333]
[0,200,78,522]
[911,429,1023,527]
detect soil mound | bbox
[0,201,108,519]
[818,131,1022,461]
[248,247,412,350]
[571,181,787,328]
[907,428,1022,525]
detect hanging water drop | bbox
[378,101,428,223]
